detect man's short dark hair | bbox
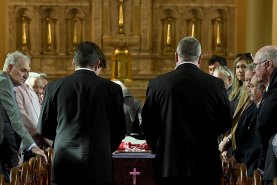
[208,55,227,66]
[73,41,105,68]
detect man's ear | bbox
[175,52,178,63]
[197,55,202,66]
[227,75,232,83]
[72,60,76,70]
[94,60,101,71]
[7,64,14,72]
[267,60,273,70]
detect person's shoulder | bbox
[0,74,11,89]
[150,70,175,83]
[0,72,8,82]
[14,85,25,95]
[198,69,223,84]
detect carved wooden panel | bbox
[6,0,237,101]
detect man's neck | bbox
[175,61,198,69]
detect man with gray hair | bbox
[25,72,48,104]
[253,45,277,185]
[0,51,47,165]
[213,66,233,96]
[141,37,231,185]
[15,71,52,161]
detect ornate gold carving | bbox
[110,0,132,81]
[111,47,132,82]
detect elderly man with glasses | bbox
[253,45,277,185]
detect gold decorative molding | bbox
[111,47,132,82]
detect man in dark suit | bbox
[141,37,232,185]
[230,75,265,176]
[38,41,126,185]
[253,45,277,185]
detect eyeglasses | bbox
[253,60,268,68]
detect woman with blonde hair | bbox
[219,53,253,161]
[229,53,254,114]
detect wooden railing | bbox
[221,161,264,185]
[0,147,53,185]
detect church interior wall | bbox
[0,0,274,102]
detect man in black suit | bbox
[38,41,126,185]
[230,75,265,176]
[141,37,232,185]
[253,45,277,185]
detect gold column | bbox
[21,16,28,51]
[190,19,196,38]
[214,18,225,55]
[216,18,222,47]
[118,0,124,33]
[191,23,195,38]
[43,17,55,54]
[46,17,53,51]
[72,17,78,50]
[163,17,174,54]
[166,18,172,47]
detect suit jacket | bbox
[0,107,3,145]
[257,67,277,181]
[0,101,19,174]
[233,103,261,175]
[38,70,126,185]
[15,84,41,136]
[263,136,277,181]
[231,85,250,149]
[141,63,232,182]
[0,72,34,150]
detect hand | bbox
[228,155,237,164]
[33,134,52,148]
[221,150,229,162]
[219,136,231,152]
[31,146,48,163]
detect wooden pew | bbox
[20,162,31,185]
[273,177,277,185]
[0,174,6,185]
[9,167,20,185]
[221,162,262,185]
[45,148,53,185]
[252,170,261,185]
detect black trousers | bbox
[0,121,20,181]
